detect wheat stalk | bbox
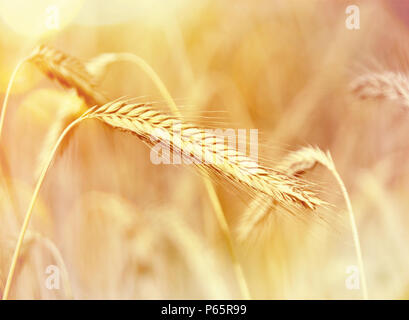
[86,52,178,112]
[0,57,30,225]
[351,71,409,109]
[0,58,30,141]
[2,111,89,300]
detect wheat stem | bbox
[0,57,29,239]
[2,115,85,300]
[0,57,29,141]
[118,53,180,114]
[202,177,251,299]
[331,168,368,300]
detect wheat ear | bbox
[29,45,107,106]
[87,101,322,210]
[86,52,252,298]
[278,146,368,299]
[236,144,321,242]
[350,71,409,109]
[0,45,107,142]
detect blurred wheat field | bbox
[1,0,409,299]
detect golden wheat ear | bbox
[350,71,409,109]
[84,100,323,212]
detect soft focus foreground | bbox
[1,0,409,299]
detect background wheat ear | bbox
[236,195,273,242]
[29,44,108,107]
[27,45,109,178]
[350,71,409,109]
[235,146,329,243]
[275,146,367,299]
[0,45,107,143]
[1,45,110,181]
[276,145,334,174]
